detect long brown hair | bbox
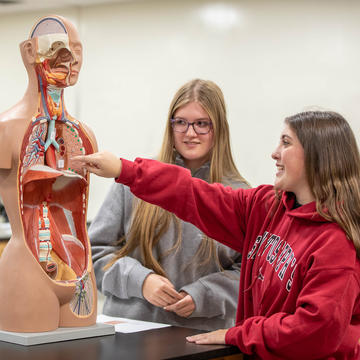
[286,111,360,257]
[105,79,248,275]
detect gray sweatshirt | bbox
[89,158,249,330]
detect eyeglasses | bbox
[170,118,213,135]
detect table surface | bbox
[0,325,242,360]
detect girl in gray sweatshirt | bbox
[89,79,249,330]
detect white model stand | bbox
[0,323,115,346]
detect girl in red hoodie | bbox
[75,111,360,359]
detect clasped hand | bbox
[142,274,195,318]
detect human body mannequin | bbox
[0,15,97,332]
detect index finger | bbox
[71,155,88,163]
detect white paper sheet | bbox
[97,314,171,333]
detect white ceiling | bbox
[0,0,139,14]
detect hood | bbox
[282,191,329,223]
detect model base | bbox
[0,322,115,346]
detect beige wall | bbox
[1,0,360,219]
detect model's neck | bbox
[38,75,66,119]
[46,85,63,107]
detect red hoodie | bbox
[117,158,360,360]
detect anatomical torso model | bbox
[0,15,98,332]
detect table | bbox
[0,325,243,360]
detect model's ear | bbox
[19,39,37,65]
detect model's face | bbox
[35,24,82,88]
[46,47,74,87]
[173,102,214,171]
[271,124,314,204]
[47,29,82,87]
[66,23,82,86]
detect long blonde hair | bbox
[105,79,248,275]
[286,111,360,257]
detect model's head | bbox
[160,79,242,183]
[21,15,82,87]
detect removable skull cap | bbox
[30,16,67,39]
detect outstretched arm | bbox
[117,157,246,251]
[74,153,247,251]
